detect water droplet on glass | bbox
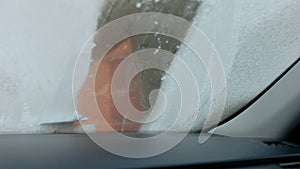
[136,2,142,8]
[91,43,97,48]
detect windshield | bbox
[0,0,299,134]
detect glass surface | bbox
[0,0,299,133]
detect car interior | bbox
[1,0,300,168]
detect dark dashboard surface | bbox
[0,133,299,169]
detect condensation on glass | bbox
[0,0,299,133]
